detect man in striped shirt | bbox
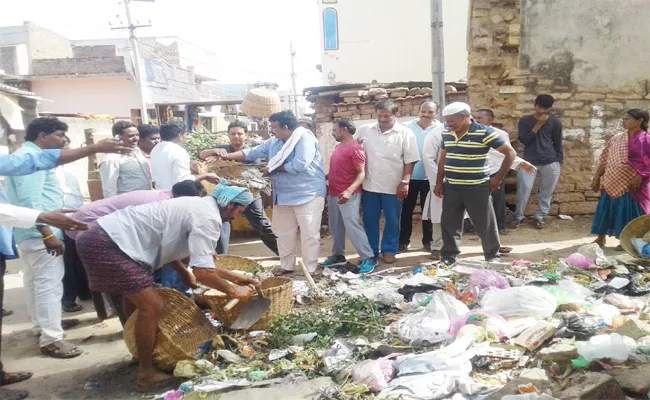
[433,102,516,264]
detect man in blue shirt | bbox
[221,111,326,274]
[0,129,129,400]
[199,121,277,256]
[433,103,516,264]
[399,101,443,252]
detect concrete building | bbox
[467,0,650,216]
[316,0,469,85]
[0,22,215,121]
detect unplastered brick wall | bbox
[31,57,127,76]
[311,85,467,125]
[467,0,650,216]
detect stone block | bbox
[554,192,585,203]
[606,93,643,100]
[499,86,527,94]
[474,9,489,17]
[503,10,516,21]
[554,183,576,193]
[374,94,389,100]
[557,372,625,400]
[585,191,601,200]
[603,101,626,110]
[525,203,558,216]
[333,111,353,117]
[343,97,361,104]
[408,87,424,96]
[539,343,578,362]
[571,119,590,128]
[508,24,520,36]
[516,103,535,110]
[506,36,520,47]
[563,128,586,141]
[574,92,606,101]
[390,91,408,98]
[559,201,598,215]
[473,37,493,49]
[566,148,591,157]
[575,182,593,191]
[578,86,613,94]
[550,92,573,100]
[490,14,503,24]
[615,318,650,339]
[608,364,650,395]
[340,90,364,98]
[360,114,372,120]
[421,87,433,95]
[368,88,387,96]
[346,105,358,111]
[555,101,585,110]
[564,110,590,118]
[360,104,375,111]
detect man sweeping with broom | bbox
[76,181,259,391]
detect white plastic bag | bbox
[480,287,557,318]
[576,333,637,363]
[378,371,459,400]
[395,291,469,345]
[350,356,398,393]
[395,334,475,376]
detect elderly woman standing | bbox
[591,109,650,249]
[76,182,258,391]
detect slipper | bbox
[499,246,513,254]
[135,376,176,393]
[40,340,83,359]
[1,309,13,317]
[1,371,33,386]
[62,303,83,313]
[534,219,544,229]
[62,319,80,330]
[1,388,29,400]
[273,269,294,277]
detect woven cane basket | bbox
[241,88,282,118]
[619,214,650,260]
[199,277,293,330]
[123,288,218,371]
[213,254,263,274]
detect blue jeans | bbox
[154,264,190,294]
[361,190,402,256]
[328,193,374,260]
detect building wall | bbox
[317,0,469,85]
[32,57,127,76]
[31,76,141,119]
[467,0,650,216]
[26,22,72,60]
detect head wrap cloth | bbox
[211,179,254,207]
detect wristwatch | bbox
[400,180,409,184]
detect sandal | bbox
[61,319,80,330]
[499,246,513,254]
[1,309,13,317]
[62,303,83,313]
[1,371,33,386]
[273,269,294,277]
[40,340,83,359]
[534,219,544,229]
[508,220,521,229]
[1,388,29,400]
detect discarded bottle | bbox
[631,238,650,259]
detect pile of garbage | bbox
[156,243,650,400]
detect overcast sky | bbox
[0,0,323,91]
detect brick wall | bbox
[73,45,117,58]
[27,22,73,59]
[467,0,650,216]
[31,57,127,76]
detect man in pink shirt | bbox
[319,118,377,273]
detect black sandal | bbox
[40,340,83,359]
[62,303,83,313]
[1,371,33,386]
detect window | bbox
[323,8,339,50]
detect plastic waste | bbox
[395,334,475,376]
[514,321,557,351]
[556,314,598,340]
[575,333,637,363]
[543,286,586,305]
[605,293,646,312]
[395,291,469,345]
[397,283,445,302]
[165,392,184,400]
[591,303,621,325]
[480,286,558,318]
[577,243,608,265]
[565,253,593,269]
[631,238,650,259]
[558,279,594,300]
[378,371,458,399]
[350,355,398,393]
[468,269,510,290]
[456,324,487,342]
[449,309,509,341]
[501,395,559,400]
[173,359,216,378]
[322,339,355,374]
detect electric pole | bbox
[290,43,299,118]
[430,0,446,119]
[112,0,151,124]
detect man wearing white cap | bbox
[433,102,516,264]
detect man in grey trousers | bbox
[511,94,563,229]
[433,102,516,265]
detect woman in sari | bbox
[591,108,650,249]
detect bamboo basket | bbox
[619,214,650,260]
[199,277,293,330]
[123,288,218,371]
[213,254,263,274]
[241,88,282,118]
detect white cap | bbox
[442,102,471,117]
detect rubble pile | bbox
[156,243,650,400]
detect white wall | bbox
[31,76,141,120]
[317,0,469,85]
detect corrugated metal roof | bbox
[0,82,39,98]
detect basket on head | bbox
[619,214,650,260]
[241,88,282,118]
[123,288,218,372]
[198,277,293,330]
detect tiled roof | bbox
[0,83,39,98]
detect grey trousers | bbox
[441,183,501,260]
[514,162,561,221]
[217,196,279,255]
[328,194,374,260]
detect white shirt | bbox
[150,141,193,190]
[355,122,420,195]
[421,124,445,223]
[487,126,528,175]
[0,203,40,228]
[99,148,152,198]
[56,165,84,209]
[97,196,222,271]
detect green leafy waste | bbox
[184,131,230,160]
[267,296,390,349]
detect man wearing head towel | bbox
[75,181,259,392]
[433,102,516,264]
